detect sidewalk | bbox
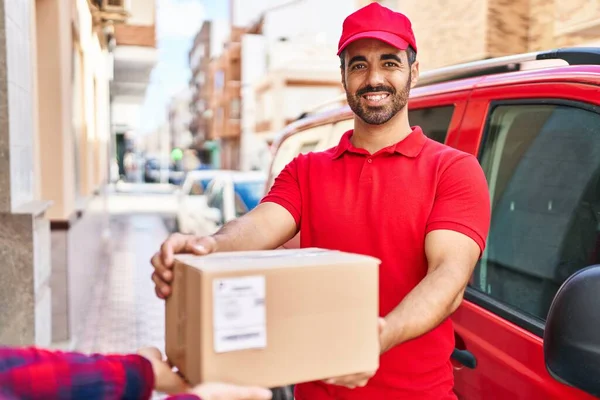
[76,212,170,364]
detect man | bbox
[152,3,491,399]
[0,345,272,400]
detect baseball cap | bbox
[337,2,417,56]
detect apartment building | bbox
[188,20,229,168]
[0,0,153,348]
[110,0,157,177]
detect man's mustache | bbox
[356,85,395,97]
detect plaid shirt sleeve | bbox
[0,346,201,400]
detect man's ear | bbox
[410,60,420,88]
[340,67,346,90]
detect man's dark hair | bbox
[339,45,417,71]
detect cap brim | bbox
[337,31,409,55]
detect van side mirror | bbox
[544,265,600,397]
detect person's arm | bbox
[381,154,491,351]
[152,158,303,299]
[380,230,482,351]
[0,346,155,400]
[205,156,303,252]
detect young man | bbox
[151,3,491,399]
[0,345,272,400]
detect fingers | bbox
[160,234,178,267]
[151,251,172,283]
[324,372,374,389]
[378,317,387,334]
[186,235,217,255]
[152,234,217,300]
[137,346,162,361]
[152,271,171,298]
[235,386,273,400]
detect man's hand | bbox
[190,383,273,400]
[151,233,217,299]
[137,347,190,394]
[323,318,387,389]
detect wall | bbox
[36,0,74,220]
[127,0,154,25]
[398,0,488,71]
[283,85,341,120]
[0,0,52,347]
[3,0,36,212]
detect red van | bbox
[263,48,600,399]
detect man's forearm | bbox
[209,204,297,253]
[381,263,468,352]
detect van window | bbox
[408,105,454,144]
[267,124,332,190]
[329,118,353,148]
[471,102,600,325]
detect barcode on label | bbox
[213,276,267,353]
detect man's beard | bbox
[345,74,411,125]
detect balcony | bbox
[114,24,156,47]
[255,120,271,134]
[89,0,129,24]
[225,80,241,101]
[223,119,241,139]
[111,45,157,98]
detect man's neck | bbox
[350,109,412,154]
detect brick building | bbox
[362,0,600,71]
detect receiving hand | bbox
[190,382,273,400]
[150,233,218,299]
[137,347,190,394]
[322,318,387,389]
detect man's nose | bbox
[366,66,386,87]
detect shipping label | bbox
[212,275,266,353]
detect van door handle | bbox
[452,348,477,369]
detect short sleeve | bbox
[426,154,491,255]
[261,157,302,227]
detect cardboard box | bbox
[165,247,381,388]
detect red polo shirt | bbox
[261,126,491,399]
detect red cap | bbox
[337,3,417,56]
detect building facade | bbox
[110,0,157,177]
[365,0,600,71]
[0,0,152,348]
[188,20,229,168]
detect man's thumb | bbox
[189,236,216,255]
[378,317,386,334]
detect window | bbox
[233,180,265,218]
[471,102,600,328]
[407,105,454,144]
[267,124,332,190]
[206,181,225,224]
[230,98,241,120]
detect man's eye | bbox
[385,62,398,67]
[352,64,365,70]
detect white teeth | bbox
[365,94,388,101]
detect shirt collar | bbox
[331,126,427,159]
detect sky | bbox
[138,0,229,135]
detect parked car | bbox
[177,170,266,236]
[264,48,600,399]
[176,169,233,235]
[205,171,266,226]
[144,157,186,185]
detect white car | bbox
[176,169,232,235]
[176,170,266,236]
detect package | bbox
[165,247,381,388]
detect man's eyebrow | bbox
[381,54,403,63]
[348,55,367,65]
